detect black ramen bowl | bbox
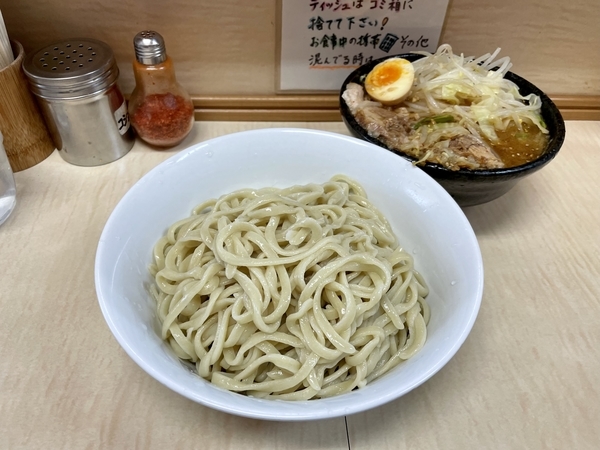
[339,53,566,207]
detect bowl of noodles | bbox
[95,128,483,420]
[339,45,566,207]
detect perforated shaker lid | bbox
[23,38,119,100]
[133,31,167,65]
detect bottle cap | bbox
[133,31,167,65]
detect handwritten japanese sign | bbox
[278,0,449,91]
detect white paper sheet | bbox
[279,0,449,91]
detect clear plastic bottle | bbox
[0,131,17,225]
[128,31,194,148]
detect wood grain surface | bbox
[1,0,598,98]
[347,121,600,450]
[0,40,55,172]
[0,121,599,449]
[188,94,600,122]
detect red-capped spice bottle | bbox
[128,31,194,148]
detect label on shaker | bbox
[113,102,131,136]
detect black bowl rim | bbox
[339,52,566,179]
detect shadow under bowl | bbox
[339,53,566,207]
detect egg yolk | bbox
[364,58,414,105]
[369,63,403,87]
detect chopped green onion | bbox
[413,114,456,129]
[538,114,547,129]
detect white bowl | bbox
[95,128,483,421]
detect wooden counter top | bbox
[1,121,599,449]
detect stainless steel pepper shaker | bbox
[23,38,134,166]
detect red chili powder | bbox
[131,93,193,142]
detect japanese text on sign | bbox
[279,0,449,91]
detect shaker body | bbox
[131,59,180,94]
[39,84,134,166]
[128,31,194,148]
[129,57,194,147]
[23,38,134,167]
[0,132,17,225]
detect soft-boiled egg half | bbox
[364,58,415,105]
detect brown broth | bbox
[489,121,548,168]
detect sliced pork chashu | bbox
[342,82,505,171]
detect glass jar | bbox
[128,31,194,148]
[0,131,17,225]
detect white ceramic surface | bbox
[94,128,483,421]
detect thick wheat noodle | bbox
[149,175,430,400]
